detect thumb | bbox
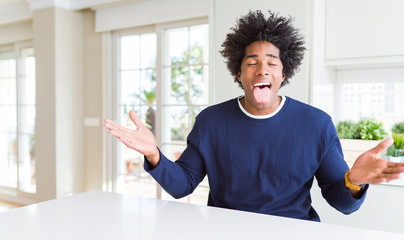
[129,110,144,128]
[370,138,394,155]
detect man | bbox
[104,10,404,221]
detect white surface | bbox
[0,191,403,240]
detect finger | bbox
[129,110,143,128]
[381,173,402,182]
[387,162,404,168]
[369,138,394,155]
[383,166,404,174]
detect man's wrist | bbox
[345,169,365,191]
[145,147,160,168]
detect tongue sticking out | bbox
[253,86,270,103]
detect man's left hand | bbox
[349,138,404,186]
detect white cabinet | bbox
[325,0,404,68]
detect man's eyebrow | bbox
[245,54,279,59]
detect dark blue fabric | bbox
[144,97,367,221]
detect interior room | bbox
[1,0,403,236]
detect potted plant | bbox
[387,134,404,163]
[336,118,387,166]
[391,122,404,135]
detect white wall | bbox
[312,181,404,234]
[34,7,84,201]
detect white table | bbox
[0,191,403,240]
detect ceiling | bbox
[0,0,144,25]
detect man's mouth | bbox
[254,82,271,89]
[253,82,271,103]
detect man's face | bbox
[237,41,285,115]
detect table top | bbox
[0,191,403,240]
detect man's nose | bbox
[256,63,269,76]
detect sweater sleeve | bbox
[315,119,368,214]
[144,123,206,199]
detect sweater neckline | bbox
[237,95,286,119]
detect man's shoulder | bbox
[286,97,331,121]
[198,98,237,116]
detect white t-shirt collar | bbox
[237,95,286,119]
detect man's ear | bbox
[282,73,286,82]
[237,72,241,82]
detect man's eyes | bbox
[247,62,276,66]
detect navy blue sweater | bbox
[145,97,367,221]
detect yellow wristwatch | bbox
[344,169,364,191]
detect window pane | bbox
[120,35,140,70]
[190,24,209,64]
[140,33,156,69]
[190,65,209,105]
[0,56,16,78]
[164,27,189,66]
[341,82,404,133]
[18,132,36,193]
[0,132,17,188]
[117,32,157,198]
[0,106,17,132]
[164,106,190,143]
[162,144,187,161]
[120,70,141,105]
[165,66,189,104]
[20,56,36,105]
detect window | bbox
[336,68,404,133]
[111,18,210,205]
[0,42,36,195]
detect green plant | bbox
[356,118,387,140]
[387,134,404,157]
[391,122,404,135]
[336,120,358,139]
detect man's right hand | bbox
[104,110,160,168]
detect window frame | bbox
[0,40,36,199]
[109,17,210,202]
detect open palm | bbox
[349,138,404,185]
[104,110,159,164]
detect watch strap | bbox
[344,169,363,191]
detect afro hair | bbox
[220,10,306,88]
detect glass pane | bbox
[163,106,189,143]
[190,24,209,64]
[20,106,35,135]
[341,82,404,134]
[0,106,17,132]
[0,57,16,78]
[141,68,156,94]
[20,57,36,105]
[117,173,157,199]
[119,105,141,129]
[140,33,156,69]
[0,77,16,105]
[120,70,141,105]
[18,133,36,193]
[120,35,140,70]
[166,66,189,104]
[165,27,189,66]
[162,144,187,161]
[190,65,209,105]
[0,132,17,188]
